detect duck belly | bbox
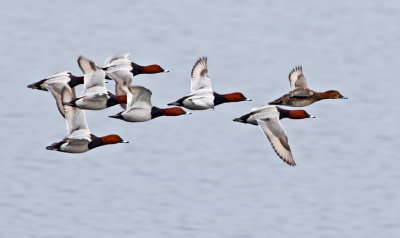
[76,97,108,110]
[60,143,89,153]
[287,99,314,107]
[122,109,152,122]
[183,95,214,110]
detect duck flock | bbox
[27,54,347,166]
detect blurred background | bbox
[1,0,399,237]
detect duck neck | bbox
[151,107,164,118]
[213,92,226,106]
[130,62,145,76]
[68,75,84,88]
[88,135,103,150]
[316,91,334,100]
[276,107,290,119]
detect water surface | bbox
[1,0,399,237]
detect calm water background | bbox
[1,0,399,237]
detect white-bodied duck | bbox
[168,57,250,110]
[28,72,84,117]
[234,105,314,166]
[46,85,128,153]
[103,53,169,108]
[27,71,84,92]
[63,56,126,110]
[109,86,190,122]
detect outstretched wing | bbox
[191,57,212,93]
[104,53,133,109]
[256,118,295,166]
[46,82,76,117]
[290,88,313,98]
[104,53,130,66]
[122,86,153,110]
[61,86,90,140]
[289,66,309,91]
[129,86,152,109]
[78,56,107,96]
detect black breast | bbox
[151,107,164,119]
[213,92,226,106]
[131,62,144,76]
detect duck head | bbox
[323,90,347,99]
[214,92,251,106]
[142,64,169,74]
[100,134,129,144]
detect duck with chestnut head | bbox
[168,57,251,110]
[103,53,168,108]
[109,86,191,122]
[234,105,315,166]
[268,66,347,107]
[46,86,128,153]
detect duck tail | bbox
[167,101,180,106]
[27,79,47,91]
[233,117,244,123]
[108,112,124,120]
[268,99,281,105]
[46,141,63,151]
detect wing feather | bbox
[104,53,130,66]
[61,86,90,140]
[191,57,212,92]
[46,83,76,117]
[289,66,310,91]
[128,86,152,109]
[77,56,107,96]
[256,118,296,166]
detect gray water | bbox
[1,0,400,237]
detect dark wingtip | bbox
[233,118,244,123]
